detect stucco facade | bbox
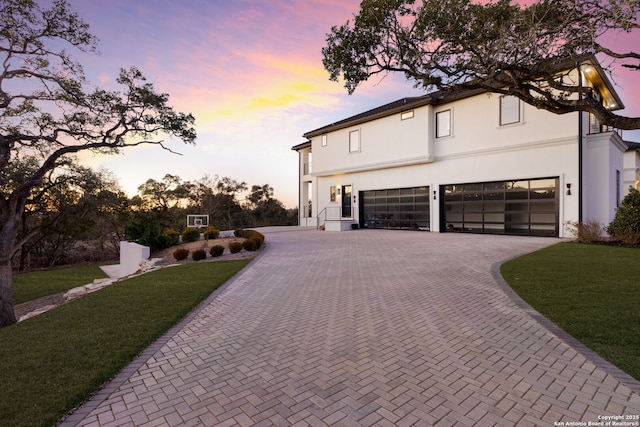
[293,63,637,238]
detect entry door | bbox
[342,185,352,218]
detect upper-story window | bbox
[321,134,327,147]
[499,95,521,126]
[401,110,414,120]
[436,109,451,138]
[349,129,360,152]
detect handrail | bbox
[317,207,327,230]
[316,206,342,230]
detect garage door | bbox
[361,186,430,230]
[441,178,559,237]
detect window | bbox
[349,129,360,152]
[321,134,327,147]
[500,95,520,125]
[330,186,337,202]
[401,110,414,120]
[436,110,451,138]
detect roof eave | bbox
[303,89,486,139]
[291,140,311,151]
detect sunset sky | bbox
[68,0,640,208]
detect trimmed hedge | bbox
[229,241,243,254]
[209,245,225,257]
[243,239,257,252]
[192,249,206,261]
[204,226,220,240]
[163,228,180,246]
[182,227,201,243]
[250,232,264,248]
[172,248,189,261]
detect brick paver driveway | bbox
[61,228,640,426]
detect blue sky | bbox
[66,0,640,208]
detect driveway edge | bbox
[491,259,640,397]
[57,245,269,426]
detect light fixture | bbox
[566,183,571,196]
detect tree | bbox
[0,1,196,326]
[6,160,127,270]
[247,184,275,206]
[137,174,193,212]
[214,177,248,230]
[124,211,174,252]
[322,0,640,130]
[246,184,295,227]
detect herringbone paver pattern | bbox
[60,229,640,426]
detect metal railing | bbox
[316,206,341,230]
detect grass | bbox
[13,265,108,305]
[501,242,640,381]
[0,259,251,427]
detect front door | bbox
[342,185,352,218]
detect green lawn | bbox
[0,259,251,427]
[501,242,640,381]
[13,265,108,305]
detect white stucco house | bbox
[293,57,640,238]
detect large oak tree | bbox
[0,0,196,326]
[322,0,640,130]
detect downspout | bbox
[578,62,584,223]
[297,150,302,226]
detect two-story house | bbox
[293,58,639,238]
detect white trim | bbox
[312,155,435,177]
[435,136,576,162]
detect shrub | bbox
[566,221,603,243]
[181,227,201,243]
[192,249,206,261]
[617,230,640,245]
[234,228,243,237]
[172,248,189,261]
[209,245,224,257]
[243,238,257,252]
[242,229,255,239]
[250,231,265,247]
[229,241,243,254]
[204,226,220,240]
[250,236,261,249]
[163,228,180,246]
[607,188,640,243]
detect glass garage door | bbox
[361,186,430,230]
[442,178,559,237]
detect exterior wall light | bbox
[566,183,571,195]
